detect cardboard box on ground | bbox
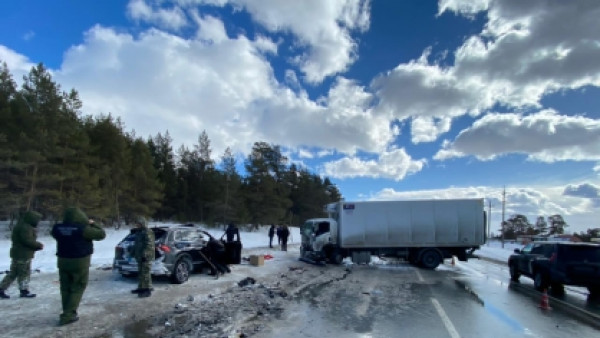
[249,255,264,266]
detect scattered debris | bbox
[238,277,257,287]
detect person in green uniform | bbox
[0,211,44,299]
[51,207,105,326]
[130,217,154,298]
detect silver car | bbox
[113,225,210,284]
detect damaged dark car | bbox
[113,225,211,284]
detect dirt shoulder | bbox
[0,246,343,338]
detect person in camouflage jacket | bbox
[0,211,44,299]
[131,217,154,298]
[52,207,105,326]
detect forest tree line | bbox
[0,62,341,228]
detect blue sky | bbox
[1,0,599,233]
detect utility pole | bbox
[501,186,506,249]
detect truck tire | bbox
[329,250,344,265]
[533,271,549,291]
[420,249,442,269]
[171,256,192,284]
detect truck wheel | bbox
[171,257,192,284]
[533,271,549,291]
[420,250,441,269]
[329,250,343,265]
[509,263,520,282]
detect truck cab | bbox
[300,218,341,264]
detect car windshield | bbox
[520,243,534,254]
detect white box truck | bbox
[300,199,486,269]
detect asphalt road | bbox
[261,258,600,338]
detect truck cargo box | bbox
[328,199,485,248]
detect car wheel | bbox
[420,249,441,269]
[533,271,549,291]
[509,263,520,282]
[171,257,192,284]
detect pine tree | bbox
[148,131,178,220]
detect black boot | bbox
[0,289,9,299]
[20,290,36,298]
[138,288,152,298]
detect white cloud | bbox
[297,149,313,159]
[434,110,600,162]
[173,0,370,84]
[564,183,600,208]
[411,116,452,143]
[42,19,392,160]
[23,31,35,41]
[191,13,228,43]
[370,184,597,233]
[0,45,36,79]
[317,149,334,158]
[437,0,491,18]
[322,148,426,181]
[127,0,188,31]
[372,0,600,145]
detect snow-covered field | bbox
[0,220,515,273]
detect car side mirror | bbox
[514,248,521,254]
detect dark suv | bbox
[113,225,210,284]
[508,241,600,296]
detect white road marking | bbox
[431,298,461,338]
[415,269,424,282]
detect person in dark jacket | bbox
[222,223,240,243]
[52,207,105,326]
[280,225,290,251]
[130,217,154,298]
[202,231,230,275]
[0,211,44,299]
[276,226,282,246]
[268,225,275,248]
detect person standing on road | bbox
[276,226,282,246]
[280,225,290,251]
[131,217,154,298]
[52,207,106,326]
[268,225,275,248]
[0,211,44,299]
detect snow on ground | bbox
[477,239,523,263]
[0,222,296,273]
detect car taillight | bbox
[159,244,171,253]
